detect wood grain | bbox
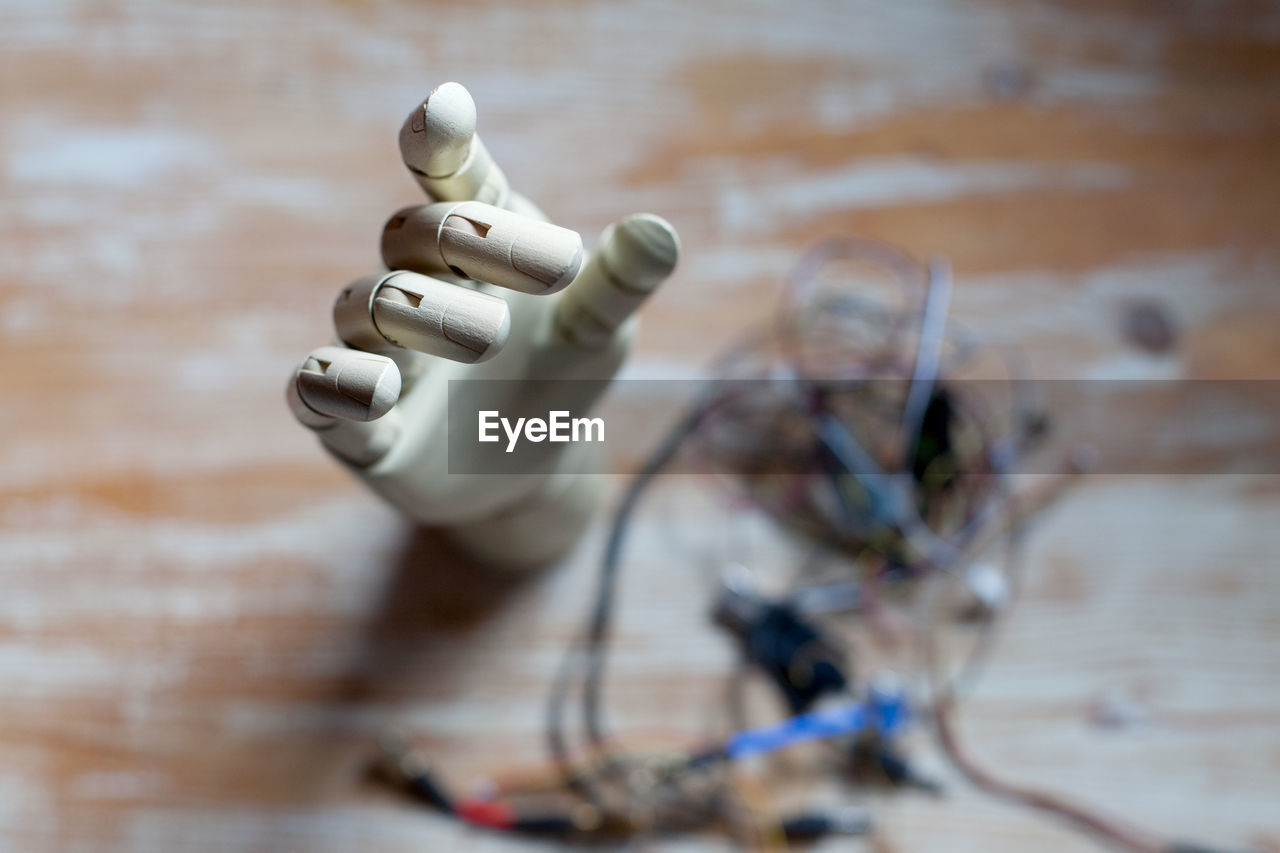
[1,1,1278,850]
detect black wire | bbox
[545,400,711,799]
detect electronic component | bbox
[780,806,873,841]
[713,584,849,713]
[849,738,943,795]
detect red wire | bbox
[455,797,517,830]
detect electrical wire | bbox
[378,235,1254,853]
[537,235,1030,841]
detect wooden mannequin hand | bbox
[286,82,679,569]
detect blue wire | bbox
[724,693,908,761]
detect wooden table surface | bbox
[2,1,1279,851]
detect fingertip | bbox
[363,359,402,420]
[295,346,402,422]
[385,202,585,296]
[552,215,680,349]
[373,271,511,364]
[511,223,584,295]
[399,81,477,179]
[603,213,680,293]
[470,303,512,364]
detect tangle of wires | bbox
[537,237,1042,845]
[377,237,1255,853]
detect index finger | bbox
[398,82,509,207]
